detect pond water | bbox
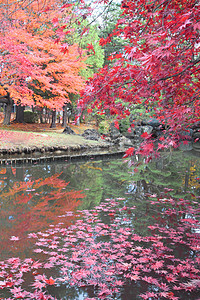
[0,151,199,299]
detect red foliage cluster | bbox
[0,0,86,110]
[79,0,200,156]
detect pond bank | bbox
[0,145,125,165]
[0,128,127,164]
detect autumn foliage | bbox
[79,0,200,156]
[0,0,86,110]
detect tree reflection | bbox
[0,171,85,259]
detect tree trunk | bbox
[50,110,56,128]
[47,110,51,123]
[76,107,81,126]
[62,105,67,127]
[39,112,43,123]
[44,107,48,123]
[15,105,25,123]
[3,92,13,125]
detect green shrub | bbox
[119,117,130,135]
[98,120,110,135]
[24,110,38,123]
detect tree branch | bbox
[159,57,200,81]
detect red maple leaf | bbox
[45,277,55,285]
[86,43,95,55]
[123,147,135,158]
[141,132,150,139]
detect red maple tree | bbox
[78,0,200,156]
[0,0,86,124]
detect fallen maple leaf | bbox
[45,277,55,285]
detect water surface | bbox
[0,151,199,299]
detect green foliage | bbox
[24,110,38,123]
[80,26,105,79]
[66,21,104,79]
[130,105,153,122]
[98,2,126,66]
[119,117,130,135]
[98,119,110,134]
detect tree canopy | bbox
[78,0,200,157]
[0,0,86,110]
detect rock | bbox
[143,118,161,128]
[192,131,200,151]
[141,125,153,135]
[142,118,165,131]
[82,129,100,141]
[118,136,133,148]
[109,122,122,139]
[32,151,41,157]
[103,136,112,143]
[63,126,76,135]
[193,131,200,139]
[192,142,200,151]
[124,127,135,139]
[133,126,143,136]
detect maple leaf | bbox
[45,277,55,285]
[60,43,69,54]
[52,17,59,27]
[10,286,23,294]
[158,143,167,150]
[166,275,177,283]
[130,274,140,281]
[114,120,119,129]
[141,132,150,139]
[32,280,46,290]
[86,43,95,55]
[152,260,164,270]
[123,147,135,158]
[139,292,157,299]
[31,261,43,269]
[98,287,112,296]
[61,3,73,9]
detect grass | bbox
[0,119,104,151]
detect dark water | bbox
[0,151,199,299]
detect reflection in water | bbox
[0,152,199,299]
[0,168,85,259]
